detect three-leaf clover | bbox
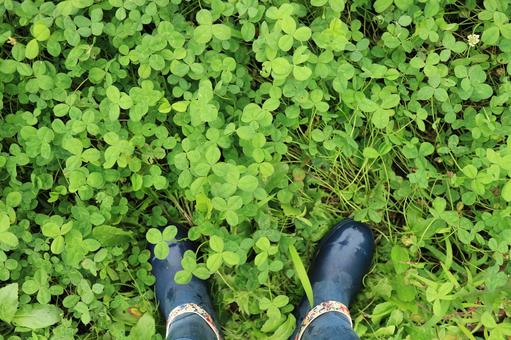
[206,235,240,272]
[146,225,177,260]
[105,85,133,121]
[480,11,511,45]
[454,65,493,101]
[193,9,231,44]
[259,295,290,332]
[175,250,211,284]
[253,237,282,283]
[42,220,73,254]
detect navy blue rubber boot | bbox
[150,226,219,340]
[292,218,375,340]
[301,313,358,340]
[166,314,216,340]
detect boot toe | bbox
[294,219,375,337]
[150,225,217,323]
[312,219,374,283]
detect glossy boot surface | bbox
[150,226,219,340]
[293,218,375,339]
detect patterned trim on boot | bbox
[295,300,353,340]
[165,303,222,340]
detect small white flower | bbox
[467,34,480,47]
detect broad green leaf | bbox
[222,251,240,266]
[391,245,409,274]
[419,142,434,156]
[174,270,192,284]
[394,0,412,10]
[363,147,379,159]
[432,197,447,212]
[6,191,22,207]
[129,313,155,339]
[256,237,270,251]
[51,235,65,254]
[481,311,497,329]
[87,172,104,189]
[273,295,289,308]
[193,266,211,280]
[106,85,120,103]
[358,98,378,112]
[238,175,258,192]
[462,165,478,179]
[416,86,434,100]
[13,304,61,329]
[481,26,499,45]
[54,103,70,116]
[237,126,255,140]
[0,283,18,323]
[502,180,511,202]
[25,39,39,59]
[381,94,400,109]
[0,231,19,249]
[92,225,133,246]
[206,145,221,165]
[374,0,393,13]
[371,302,394,324]
[149,54,165,71]
[502,23,511,39]
[271,58,292,76]
[434,88,448,102]
[225,210,239,226]
[146,228,162,244]
[210,235,224,252]
[372,109,390,129]
[206,253,223,272]
[89,67,105,83]
[294,27,311,41]
[170,61,189,77]
[173,101,189,112]
[62,137,83,155]
[0,213,10,232]
[212,24,231,40]
[196,9,212,25]
[131,174,143,191]
[293,65,312,81]
[241,22,255,41]
[395,275,417,302]
[62,230,88,268]
[154,242,169,259]
[33,23,51,41]
[268,314,296,340]
[278,35,293,51]
[119,94,133,109]
[194,25,213,44]
[162,226,177,241]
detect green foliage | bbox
[289,244,313,308]
[146,225,177,260]
[1,0,511,338]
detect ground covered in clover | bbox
[0,0,510,338]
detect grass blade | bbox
[288,244,314,308]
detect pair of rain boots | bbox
[150,219,374,340]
